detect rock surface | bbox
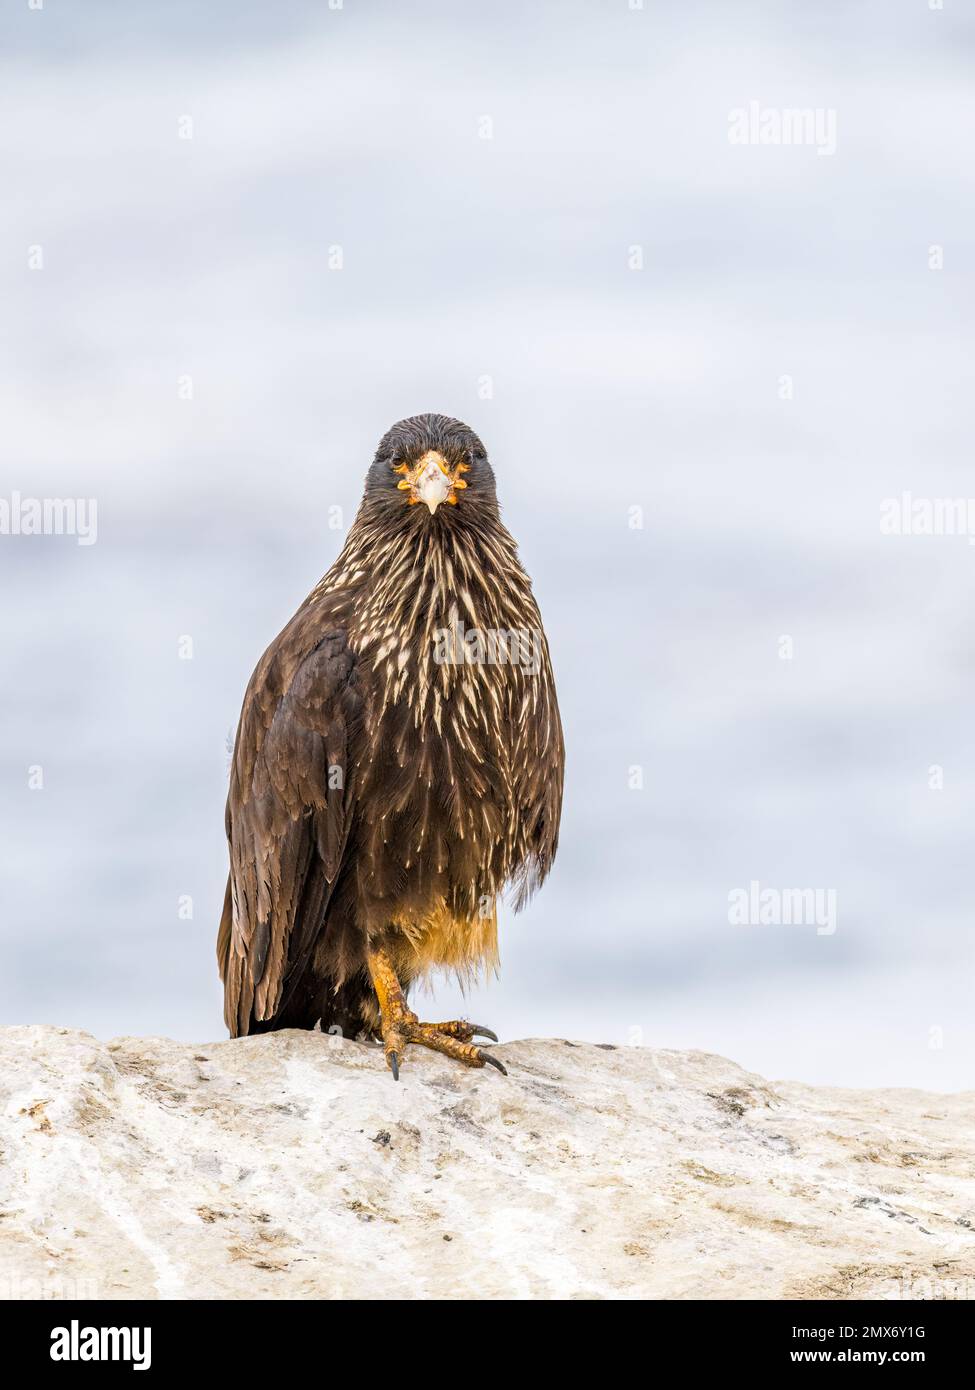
[0,1024,973,1300]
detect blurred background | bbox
[1,1,973,1088]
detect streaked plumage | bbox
[217,414,563,1063]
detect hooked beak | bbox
[394,449,469,512]
[415,454,453,514]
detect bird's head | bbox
[363,414,498,528]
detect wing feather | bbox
[218,626,359,1035]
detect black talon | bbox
[480,1052,507,1076]
[470,1025,499,1043]
[388,1051,400,1081]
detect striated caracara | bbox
[217,414,564,1077]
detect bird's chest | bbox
[352,600,531,904]
[368,620,519,805]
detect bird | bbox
[217,413,564,1078]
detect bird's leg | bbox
[366,946,506,1080]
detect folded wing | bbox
[218,628,359,1036]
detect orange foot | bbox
[367,947,506,1081]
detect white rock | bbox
[0,1025,972,1300]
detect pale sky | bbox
[2,1,974,1089]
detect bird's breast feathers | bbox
[322,529,558,971]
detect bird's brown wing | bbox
[506,611,565,908]
[218,626,360,1036]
